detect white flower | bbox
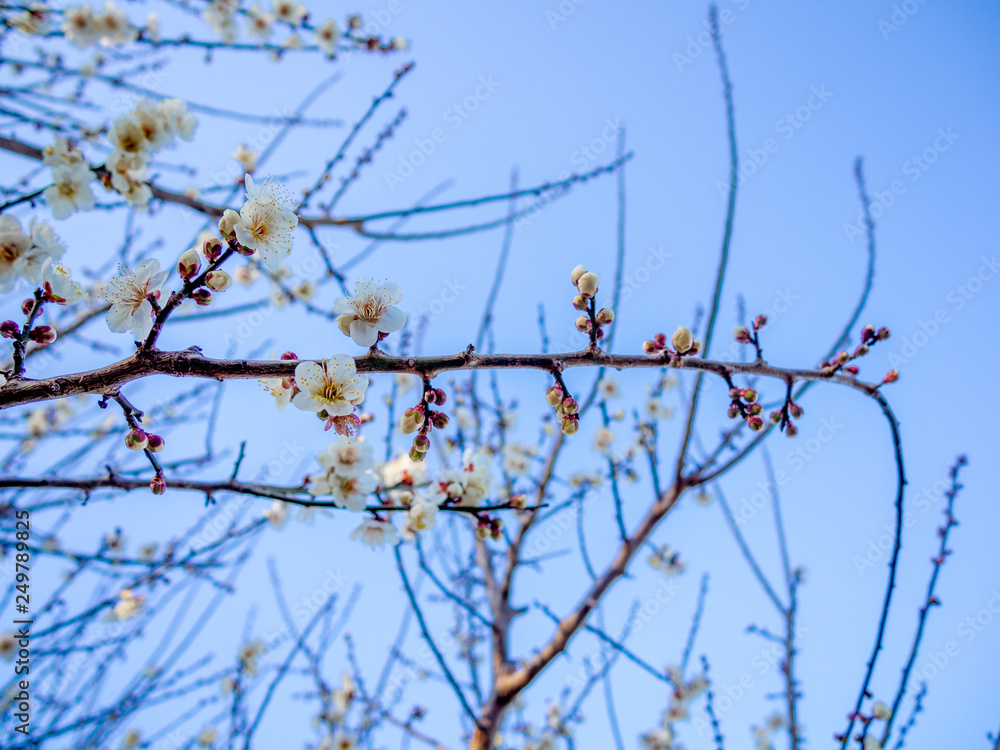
[291,356,367,415]
[0,216,33,292]
[639,727,673,750]
[333,278,406,348]
[327,472,376,512]
[234,174,298,269]
[146,12,160,42]
[107,148,149,199]
[42,260,86,305]
[316,436,374,477]
[645,397,674,421]
[10,6,50,35]
[501,443,533,478]
[598,376,621,400]
[203,0,239,41]
[44,163,96,219]
[863,736,882,750]
[109,589,145,621]
[264,499,289,529]
[129,98,171,151]
[593,427,615,455]
[379,453,427,488]
[272,0,307,26]
[407,500,438,534]
[62,5,102,47]
[259,376,294,410]
[196,726,219,747]
[431,449,492,507]
[95,1,137,46]
[42,136,85,168]
[157,98,197,141]
[315,19,339,56]
[232,144,259,173]
[246,3,274,38]
[872,700,892,720]
[104,259,169,340]
[349,518,398,549]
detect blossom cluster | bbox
[61,2,137,48]
[0,216,68,293]
[202,0,344,57]
[642,324,702,359]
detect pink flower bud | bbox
[425,389,438,404]
[510,494,527,510]
[747,416,764,432]
[770,410,782,424]
[177,249,201,279]
[753,314,767,330]
[575,316,591,333]
[642,340,659,355]
[29,325,56,344]
[412,434,430,453]
[429,411,449,429]
[192,288,213,306]
[741,388,758,403]
[596,308,614,325]
[727,405,739,419]
[21,299,36,316]
[734,326,752,343]
[433,388,447,405]
[785,423,798,438]
[146,434,165,453]
[877,327,890,340]
[125,429,148,451]
[861,324,876,343]
[205,270,232,292]
[280,351,298,360]
[150,473,167,495]
[788,402,803,419]
[0,320,21,339]
[561,415,579,435]
[882,369,899,384]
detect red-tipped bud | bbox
[747,416,764,432]
[433,388,447,405]
[785,423,798,438]
[280,351,298,360]
[401,407,424,434]
[570,264,587,285]
[561,397,579,415]
[29,325,56,344]
[177,249,201,279]
[596,308,614,325]
[788,402,803,419]
[575,316,591,333]
[729,388,741,399]
[845,365,859,375]
[576,272,600,297]
[561,415,579,435]
[150,473,167,495]
[572,294,588,311]
[877,327,890,340]
[0,320,20,339]
[192,288,213,306]
[429,411,449,430]
[734,326,752,343]
[727,404,740,419]
[748,403,762,416]
[642,340,659,355]
[510,494,527,510]
[424,388,438,404]
[125,429,148,451]
[205,270,232,292]
[753,314,767,330]
[741,388,758,403]
[146,434,165,453]
[412,434,430,453]
[203,237,224,262]
[836,351,850,364]
[882,369,899,384]
[854,344,869,357]
[545,385,564,407]
[770,410,782,424]
[861,324,876,343]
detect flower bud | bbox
[205,270,232,292]
[570,264,587,284]
[671,325,693,353]
[785,423,798,438]
[575,316,591,333]
[150,473,167,495]
[561,397,578,415]
[576,272,600,297]
[770,410,782,424]
[177,249,201,279]
[747,416,764,432]
[510,494,527,510]
[855,344,869,357]
[408,447,426,462]
[572,294,588,311]
[642,340,659,355]
[545,385,564,407]
[401,407,424,434]
[491,521,504,540]
[433,388,447,405]
[734,326,752,343]
[219,208,241,239]
[861,324,876,342]
[280,351,298,360]
[21,299,35,316]
[125,429,148,451]
[146,434,165,453]
[741,388,757,403]
[788,402,803,419]
[877,327,890,340]
[753,314,767,330]
[882,369,899,384]
[0,320,20,339]
[727,404,739,419]
[845,365,859,375]
[429,411,449,429]
[203,237,223,262]
[561,415,579,435]
[596,308,614,325]
[29,325,56,344]
[412,434,430,453]
[748,403,762,415]
[192,288,213,306]
[475,524,490,541]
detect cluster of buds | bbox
[545,383,579,435]
[401,386,449,461]
[727,387,768,432]
[642,325,702,361]
[176,237,234,308]
[475,515,504,542]
[821,324,893,382]
[125,428,165,453]
[1,319,56,346]
[734,314,768,357]
[569,265,614,345]
[769,398,804,438]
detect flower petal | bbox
[377,305,406,333]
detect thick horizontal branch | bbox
[0,347,878,410]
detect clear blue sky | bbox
[9,0,1000,747]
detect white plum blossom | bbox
[203,0,239,41]
[234,174,298,269]
[62,5,102,47]
[264,499,289,529]
[598,376,622,400]
[104,259,169,340]
[326,472,377,512]
[109,589,145,621]
[233,144,259,173]
[95,1,137,46]
[44,163,96,219]
[320,730,358,750]
[246,3,274,38]
[315,19,339,57]
[42,260,86,305]
[259,376,294,410]
[593,426,615,455]
[316,436,374,477]
[406,500,438,535]
[291,355,367,415]
[430,449,492,507]
[349,518,398,549]
[157,99,197,141]
[0,217,66,292]
[272,0,307,26]
[501,443,533,478]
[10,6,50,35]
[378,453,427,490]
[334,278,406,348]
[42,136,85,168]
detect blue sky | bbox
[6,0,1000,747]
